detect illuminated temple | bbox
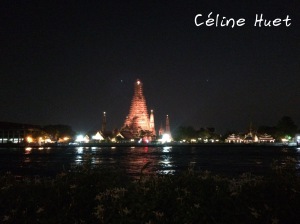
[122,79,156,138]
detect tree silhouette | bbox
[276,116,298,139]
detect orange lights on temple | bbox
[122,79,171,141]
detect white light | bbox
[163,146,172,152]
[75,135,84,142]
[161,134,171,144]
[83,135,89,143]
[76,135,89,143]
[77,147,83,153]
[45,138,52,143]
[92,132,104,141]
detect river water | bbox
[0,145,299,177]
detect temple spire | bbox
[158,122,164,136]
[166,115,170,135]
[123,79,150,137]
[149,109,156,136]
[101,111,106,132]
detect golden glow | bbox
[281,138,288,142]
[45,138,52,143]
[92,132,104,141]
[137,80,140,85]
[26,136,33,143]
[111,138,116,142]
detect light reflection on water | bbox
[163,146,171,152]
[0,145,298,177]
[24,157,31,163]
[25,147,32,154]
[158,146,175,174]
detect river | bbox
[0,145,299,177]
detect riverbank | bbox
[0,158,299,223]
[0,142,297,149]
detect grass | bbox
[0,157,299,223]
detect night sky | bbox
[1,0,299,134]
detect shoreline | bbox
[0,142,297,148]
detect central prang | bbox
[122,79,156,139]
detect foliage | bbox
[42,124,76,140]
[174,126,220,142]
[174,126,197,141]
[257,125,277,136]
[276,116,298,139]
[0,158,299,223]
[258,116,298,141]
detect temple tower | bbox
[158,123,164,136]
[149,110,156,136]
[101,111,106,132]
[166,115,171,135]
[124,79,150,137]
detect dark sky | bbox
[1,0,299,134]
